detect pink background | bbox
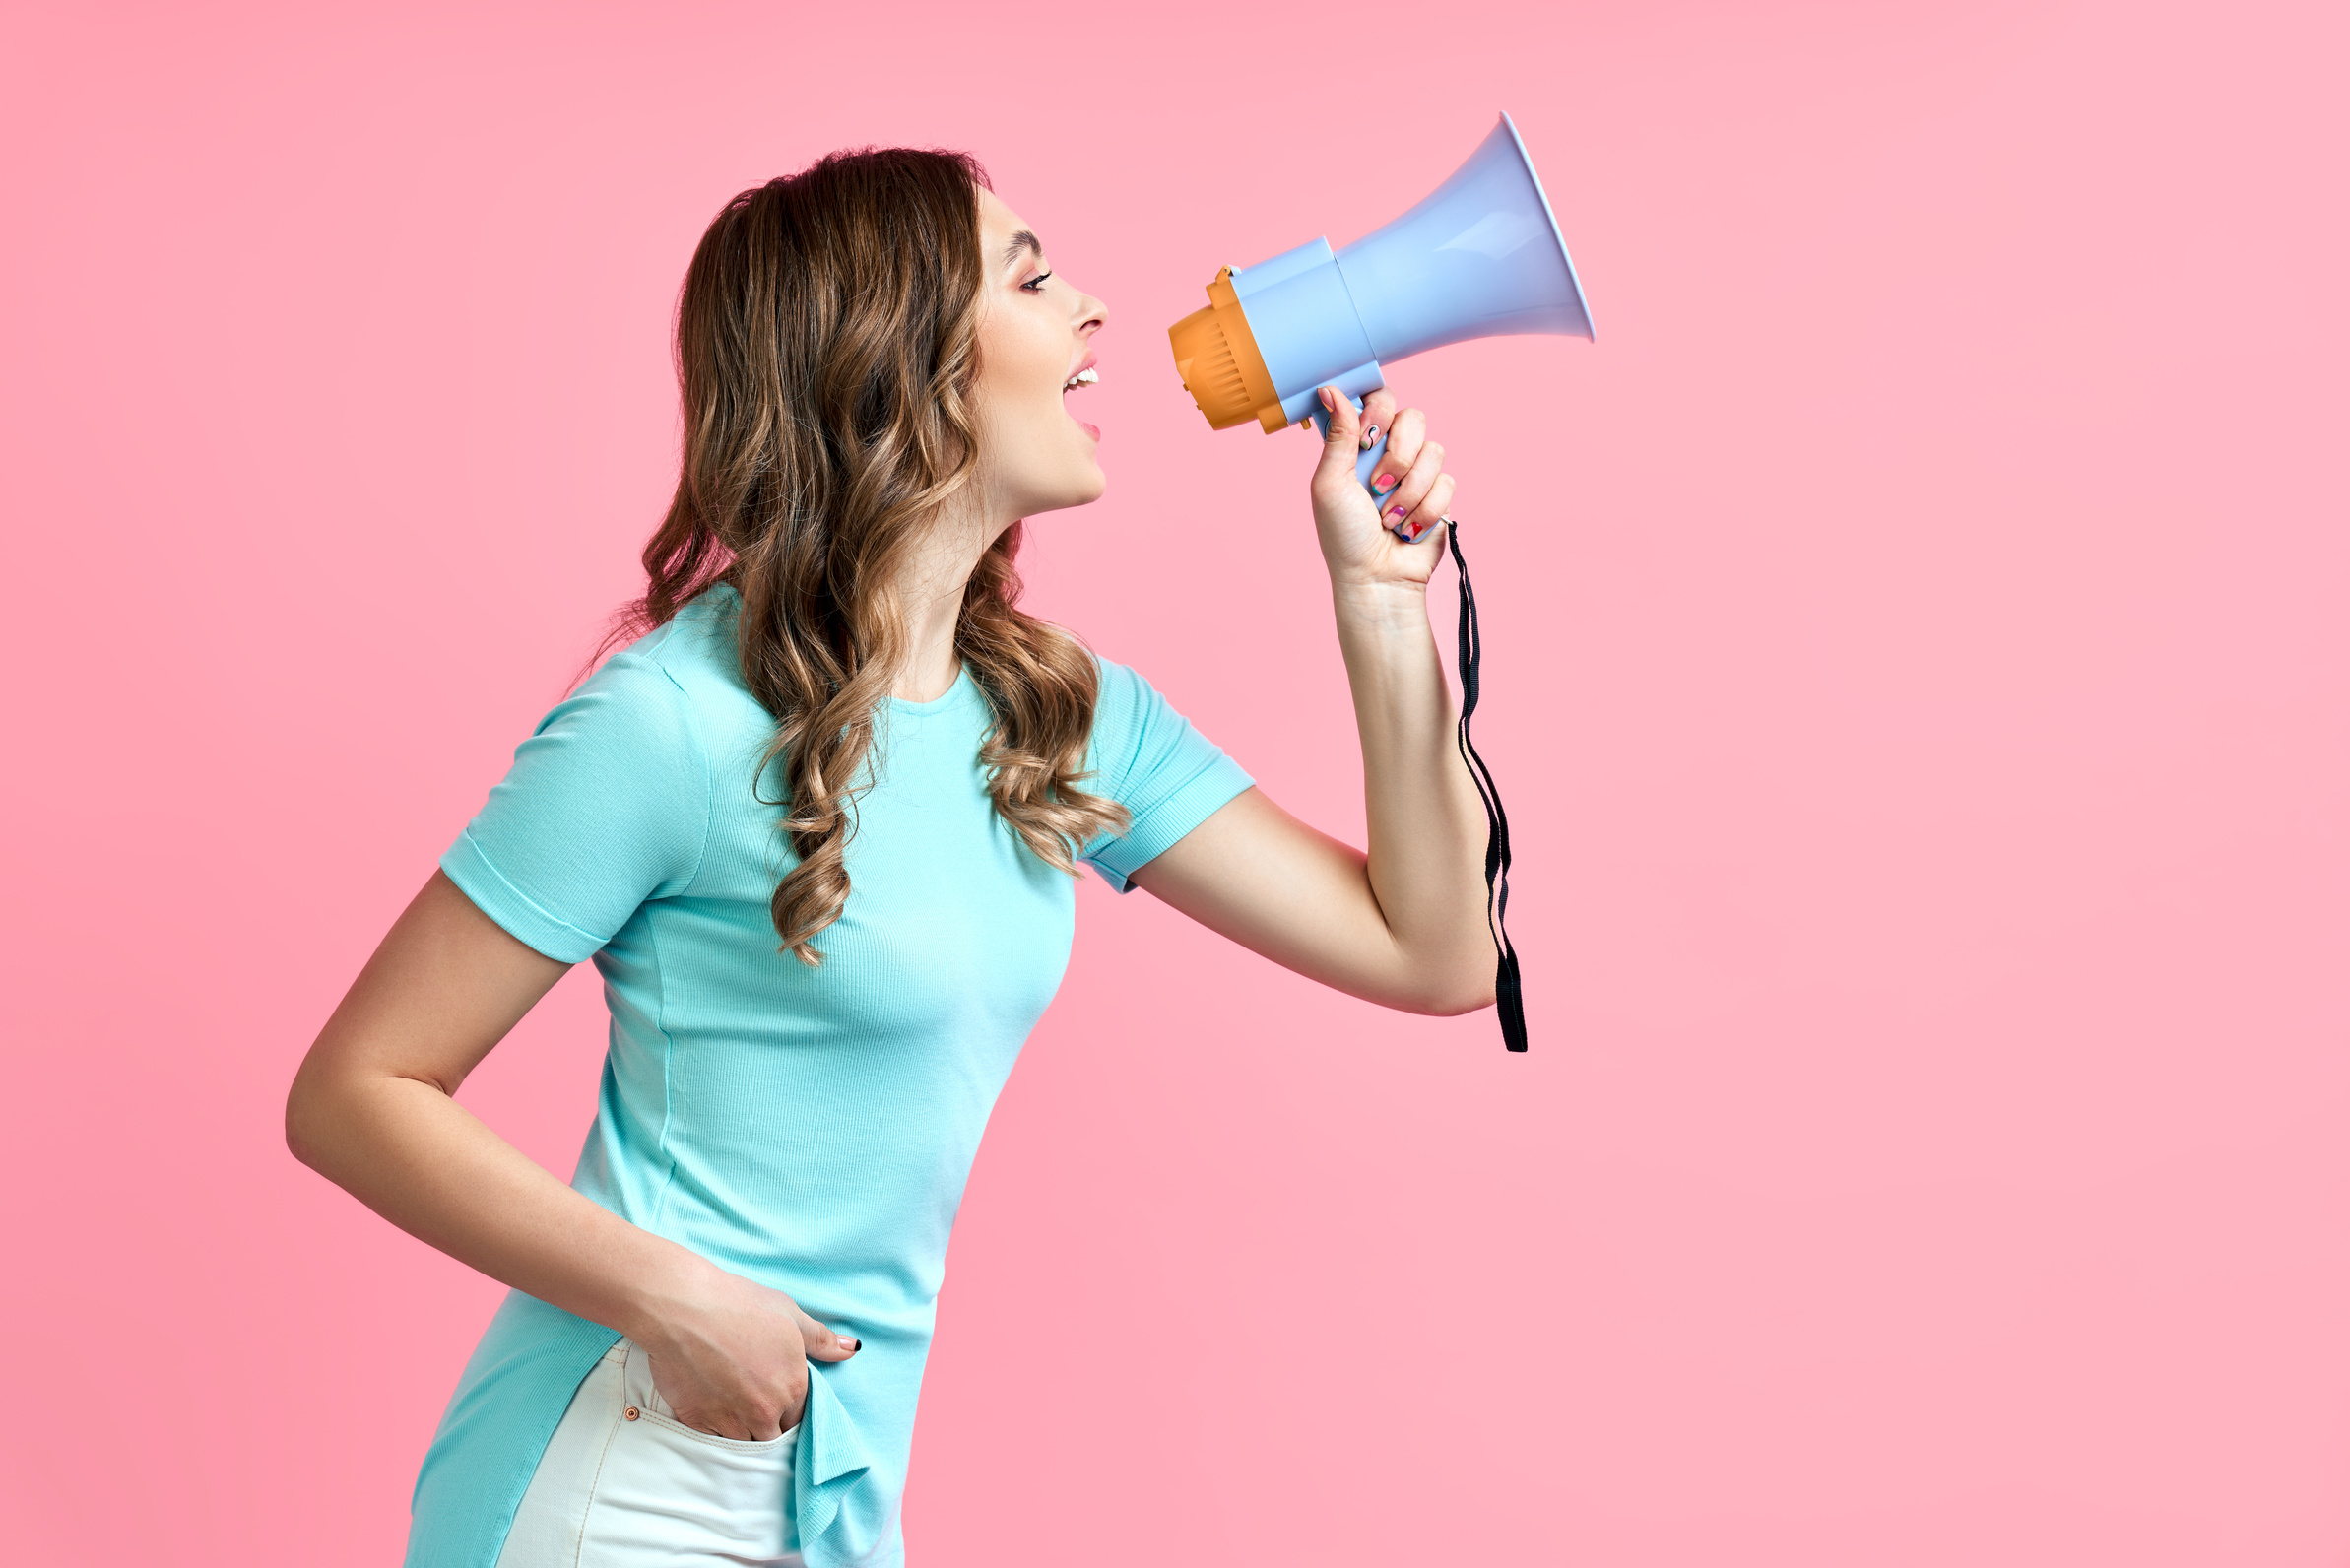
[5,1,2346,1561]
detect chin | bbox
[1032,463,1106,515]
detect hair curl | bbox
[601,147,1127,963]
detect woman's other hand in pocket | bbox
[634,1266,860,1440]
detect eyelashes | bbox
[1020,269,1053,294]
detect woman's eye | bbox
[1020,270,1053,294]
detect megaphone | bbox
[1168,112,1584,1056]
[1168,111,1593,530]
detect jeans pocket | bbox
[620,1339,802,1452]
[579,1341,802,1563]
[636,1405,801,1453]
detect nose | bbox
[1074,287,1107,337]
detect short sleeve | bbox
[1077,658,1254,893]
[439,651,714,962]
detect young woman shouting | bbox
[287,146,1495,1568]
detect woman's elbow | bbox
[284,1049,362,1174]
[284,1067,332,1172]
[1428,981,1499,1018]
[1393,962,1498,1018]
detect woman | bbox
[287,146,1496,1568]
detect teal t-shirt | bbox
[406,585,1252,1568]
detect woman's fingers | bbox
[1311,386,1367,490]
[640,1274,851,1440]
[1303,389,1456,583]
[1301,388,1400,450]
[1368,406,1427,505]
[1374,406,1426,478]
[646,1340,804,1440]
[795,1302,862,1361]
[1398,473,1455,544]
[1378,433,1447,535]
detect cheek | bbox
[993,315,1063,408]
[972,308,1089,471]
[1024,348,1067,417]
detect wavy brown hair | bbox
[603,147,1127,963]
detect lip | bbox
[1065,347,1099,442]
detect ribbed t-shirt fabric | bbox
[403,585,1253,1568]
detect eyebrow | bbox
[1001,229,1043,269]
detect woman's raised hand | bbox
[1309,385,1455,591]
[639,1269,860,1440]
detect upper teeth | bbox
[1064,367,1097,390]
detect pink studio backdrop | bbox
[4,2,2345,1562]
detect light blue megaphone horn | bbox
[1168,110,1593,533]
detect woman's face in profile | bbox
[969,186,1110,525]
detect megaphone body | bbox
[1169,112,1593,524]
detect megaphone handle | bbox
[1307,393,1410,540]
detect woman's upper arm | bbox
[1126,787,1458,1013]
[1082,659,1465,1013]
[289,870,569,1145]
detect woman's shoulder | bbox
[1088,650,1144,709]
[1082,652,1226,768]
[577,588,761,733]
[1085,652,1202,731]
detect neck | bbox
[890,500,1008,703]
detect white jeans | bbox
[496,1338,805,1568]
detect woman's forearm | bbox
[1332,575,1499,1009]
[289,1065,721,1339]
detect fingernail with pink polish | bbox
[1360,423,1381,448]
[1373,474,1396,492]
[1387,504,1408,521]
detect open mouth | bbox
[1063,362,1099,440]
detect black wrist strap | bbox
[1446,517,1528,1052]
